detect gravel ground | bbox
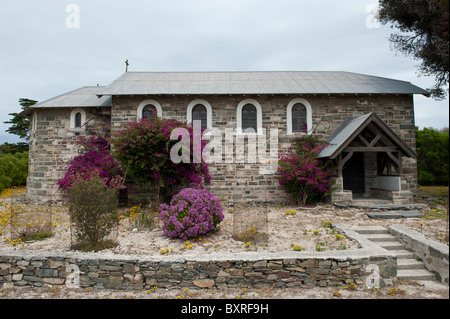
[1,193,449,300]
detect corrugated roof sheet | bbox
[32,86,112,108]
[97,71,430,96]
[318,113,373,158]
[318,112,417,159]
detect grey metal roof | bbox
[32,86,112,108]
[319,113,373,158]
[97,71,430,96]
[318,112,417,159]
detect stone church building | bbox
[24,71,429,204]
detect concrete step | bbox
[379,241,406,250]
[365,211,423,219]
[397,269,436,281]
[397,259,425,270]
[390,250,415,259]
[352,226,389,235]
[363,233,398,242]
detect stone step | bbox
[390,250,415,259]
[397,259,425,270]
[352,226,389,235]
[363,233,398,242]
[378,241,406,250]
[397,269,436,281]
[365,211,422,219]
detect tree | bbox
[3,98,37,140]
[415,126,449,185]
[378,0,449,99]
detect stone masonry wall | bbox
[26,108,110,203]
[110,94,418,202]
[26,94,418,203]
[0,250,396,290]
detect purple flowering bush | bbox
[57,134,124,191]
[111,117,211,202]
[159,188,224,240]
[277,135,332,205]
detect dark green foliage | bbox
[3,98,37,140]
[0,152,28,191]
[68,176,119,251]
[378,0,449,99]
[416,127,449,185]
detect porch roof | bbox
[318,112,417,159]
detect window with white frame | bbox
[236,99,262,134]
[31,111,38,131]
[187,99,212,129]
[70,108,86,129]
[137,99,162,120]
[286,98,312,135]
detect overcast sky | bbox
[0,0,448,144]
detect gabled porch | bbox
[319,112,417,205]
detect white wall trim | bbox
[70,108,86,129]
[137,99,162,120]
[31,111,38,131]
[236,98,263,135]
[186,99,213,129]
[286,98,313,135]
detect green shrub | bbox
[416,127,449,186]
[68,176,119,251]
[0,152,28,192]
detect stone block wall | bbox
[0,250,397,290]
[26,108,110,203]
[26,93,419,203]
[110,93,418,203]
[389,225,449,285]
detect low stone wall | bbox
[0,225,399,290]
[0,245,397,291]
[389,224,449,285]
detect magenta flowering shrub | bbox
[159,188,224,240]
[111,117,211,201]
[57,135,123,191]
[277,135,331,205]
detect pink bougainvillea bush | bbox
[277,135,332,205]
[159,188,224,240]
[57,134,124,192]
[111,117,211,202]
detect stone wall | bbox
[389,225,449,285]
[0,224,398,290]
[26,107,110,203]
[111,94,418,202]
[0,249,396,290]
[26,93,419,203]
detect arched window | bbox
[142,104,157,119]
[292,103,307,133]
[137,100,162,120]
[236,99,262,134]
[186,99,213,129]
[192,104,207,130]
[287,98,313,135]
[70,108,86,130]
[31,112,38,131]
[74,112,82,128]
[242,104,257,132]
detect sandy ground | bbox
[1,197,449,299]
[0,202,447,256]
[0,277,448,300]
